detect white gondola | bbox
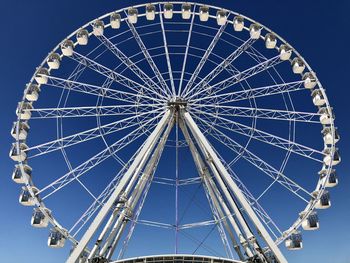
[322,127,340,145]
[291,57,305,74]
[318,107,333,125]
[16,101,33,120]
[34,67,49,84]
[301,212,319,230]
[48,229,66,248]
[182,3,191,20]
[285,232,303,250]
[265,33,276,49]
[233,15,244,31]
[11,121,30,140]
[145,4,155,21]
[76,29,89,45]
[164,3,174,19]
[311,89,325,106]
[216,10,227,26]
[31,208,50,228]
[93,20,104,36]
[19,186,38,206]
[319,168,338,188]
[323,147,341,166]
[25,83,41,102]
[303,72,317,89]
[10,142,28,162]
[315,191,331,209]
[326,172,338,188]
[279,44,292,61]
[12,164,32,184]
[61,39,74,56]
[128,8,138,24]
[249,23,261,39]
[47,53,61,69]
[199,5,209,22]
[110,13,121,28]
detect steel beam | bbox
[66,110,172,263]
[182,111,287,263]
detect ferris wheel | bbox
[10,2,341,263]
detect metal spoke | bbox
[96,34,169,98]
[186,54,284,100]
[178,4,196,96]
[192,109,324,162]
[70,51,164,99]
[30,103,163,119]
[38,114,162,200]
[190,81,305,105]
[124,11,172,96]
[181,16,229,97]
[26,109,163,158]
[183,37,257,98]
[44,75,165,104]
[191,104,320,123]
[159,4,176,96]
[194,115,313,203]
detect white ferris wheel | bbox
[10,2,341,263]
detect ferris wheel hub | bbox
[167,97,188,110]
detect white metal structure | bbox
[11,2,340,263]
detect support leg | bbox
[66,110,172,263]
[182,111,287,263]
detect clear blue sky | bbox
[0,1,349,263]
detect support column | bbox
[67,110,172,263]
[180,118,247,260]
[182,111,287,263]
[103,117,175,260]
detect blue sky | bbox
[0,1,349,263]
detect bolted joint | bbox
[122,206,133,221]
[119,192,128,203]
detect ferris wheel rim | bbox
[12,1,338,256]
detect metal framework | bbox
[10,2,340,263]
